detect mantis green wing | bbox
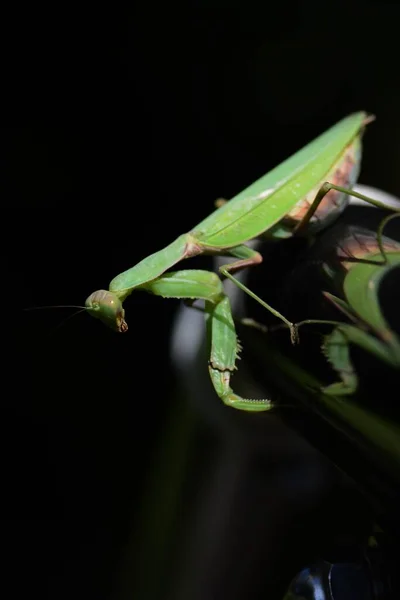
[194,112,367,246]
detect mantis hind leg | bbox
[218,244,299,344]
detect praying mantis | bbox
[84,111,400,411]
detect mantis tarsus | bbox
[85,112,400,411]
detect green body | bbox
[85,112,400,411]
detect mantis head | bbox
[85,290,128,333]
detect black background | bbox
[5,2,400,598]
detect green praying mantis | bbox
[84,111,400,411]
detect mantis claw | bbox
[206,296,273,411]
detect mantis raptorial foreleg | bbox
[140,269,272,411]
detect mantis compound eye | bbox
[85,290,128,333]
